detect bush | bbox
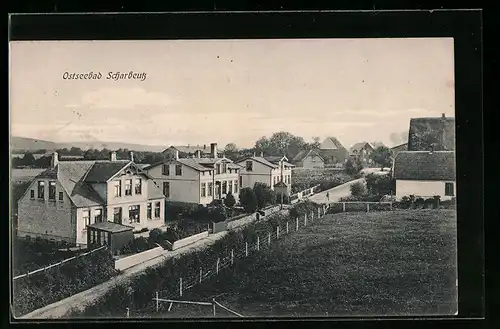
[239,188,258,213]
[253,182,276,209]
[365,174,394,196]
[345,157,363,176]
[148,228,163,245]
[350,182,367,197]
[209,206,228,223]
[165,201,209,222]
[224,192,236,208]
[414,197,425,208]
[289,200,320,219]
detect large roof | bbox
[320,137,346,150]
[145,156,241,172]
[393,151,455,181]
[236,156,295,169]
[33,160,161,207]
[350,142,373,152]
[292,149,324,162]
[163,145,211,154]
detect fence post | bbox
[311,211,314,221]
[390,202,393,210]
[216,258,220,274]
[276,226,280,239]
[245,242,248,257]
[304,214,307,226]
[296,218,299,231]
[179,277,183,297]
[343,202,346,212]
[268,232,271,245]
[318,208,320,218]
[231,249,234,265]
[257,236,260,251]
[367,203,370,212]
[199,267,203,283]
[212,299,216,316]
[156,291,159,312]
[286,221,289,233]
[126,307,130,318]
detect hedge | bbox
[12,248,118,317]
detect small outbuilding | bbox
[87,221,134,255]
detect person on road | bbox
[326,192,330,202]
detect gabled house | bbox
[292,149,325,169]
[408,113,455,151]
[349,142,375,164]
[393,150,455,200]
[236,153,295,195]
[17,151,165,246]
[145,143,241,205]
[162,144,222,159]
[319,137,349,164]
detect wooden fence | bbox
[327,201,393,213]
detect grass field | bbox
[149,209,457,318]
[291,168,352,193]
[11,168,45,183]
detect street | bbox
[308,178,365,204]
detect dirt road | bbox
[308,178,365,204]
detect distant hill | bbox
[10,136,166,153]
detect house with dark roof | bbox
[349,142,376,164]
[393,150,456,200]
[235,152,295,195]
[292,149,325,169]
[408,113,455,151]
[145,143,242,205]
[17,151,166,246]
[319,137,349,164]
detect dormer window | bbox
[246,161,253,171]
[37,181,45,199]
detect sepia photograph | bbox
[10,37,458,319]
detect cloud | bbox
[71,87,174,110]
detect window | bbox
[246,161,253,171]
[113,207,122,223]
[147,203,152,220]
[94,209,103,223]
[175,165,182,176]
[228,181,233,194]
[208,182,213,197]
[222,163,227,174]
[163,182,170,198]
[201,183,206,197]
[125,179,132,195]
[445,182,454,196]
[114,180,122,197]
[82,210,90,227]
[239,176,242,187]
[135,178,142,195]
[129,205,140,223]
[49,181,56,200]
[102,231,108,245]
[37,181,45,199]
[162,164,170,176]
[216,164,221,174]
[155,202,161,218]
[234,180,238,193]
[58,191,63,201]
[222,181,227,194]
[30,190,35,199]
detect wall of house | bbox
[395,180,456,200]
[271,166,293,191]
[146,162,201,204]
[199,170,240,205]
[76,205,106,245]
[17,179,76,243]
[237,159,272,189]
[302,155,324,169]
[107,170,149,205]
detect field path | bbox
[308,178,365,204]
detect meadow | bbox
[72,209,457,318]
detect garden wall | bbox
[171,231,209,251]
[114,246,164,271]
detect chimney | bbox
[195,150,201,158]
[129,151,134,162]
[210,143,218,158]
[442,113,445,118]
[110,151,117,162]
[204,144,206,150]
[175,150,179,160]
[51,152,59,168]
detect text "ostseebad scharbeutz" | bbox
[62,71,147,81]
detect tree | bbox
[253,182,276,209]
[255,132,306,158]
[239,188,258,213]
[350,182,367,197]
[369,146,393,170]
[365,173,394,196]
[21,153,35,167]
[224,192,236,209]
[224,143,238,153]
[310,137,321,149]
[345,157,363,176]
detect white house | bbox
[292,149,325,169]
[393,150,456,200]
[145,143,241,205]
[17,151,166,246]
[236,153,295,195]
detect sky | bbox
[9,38,454,149]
